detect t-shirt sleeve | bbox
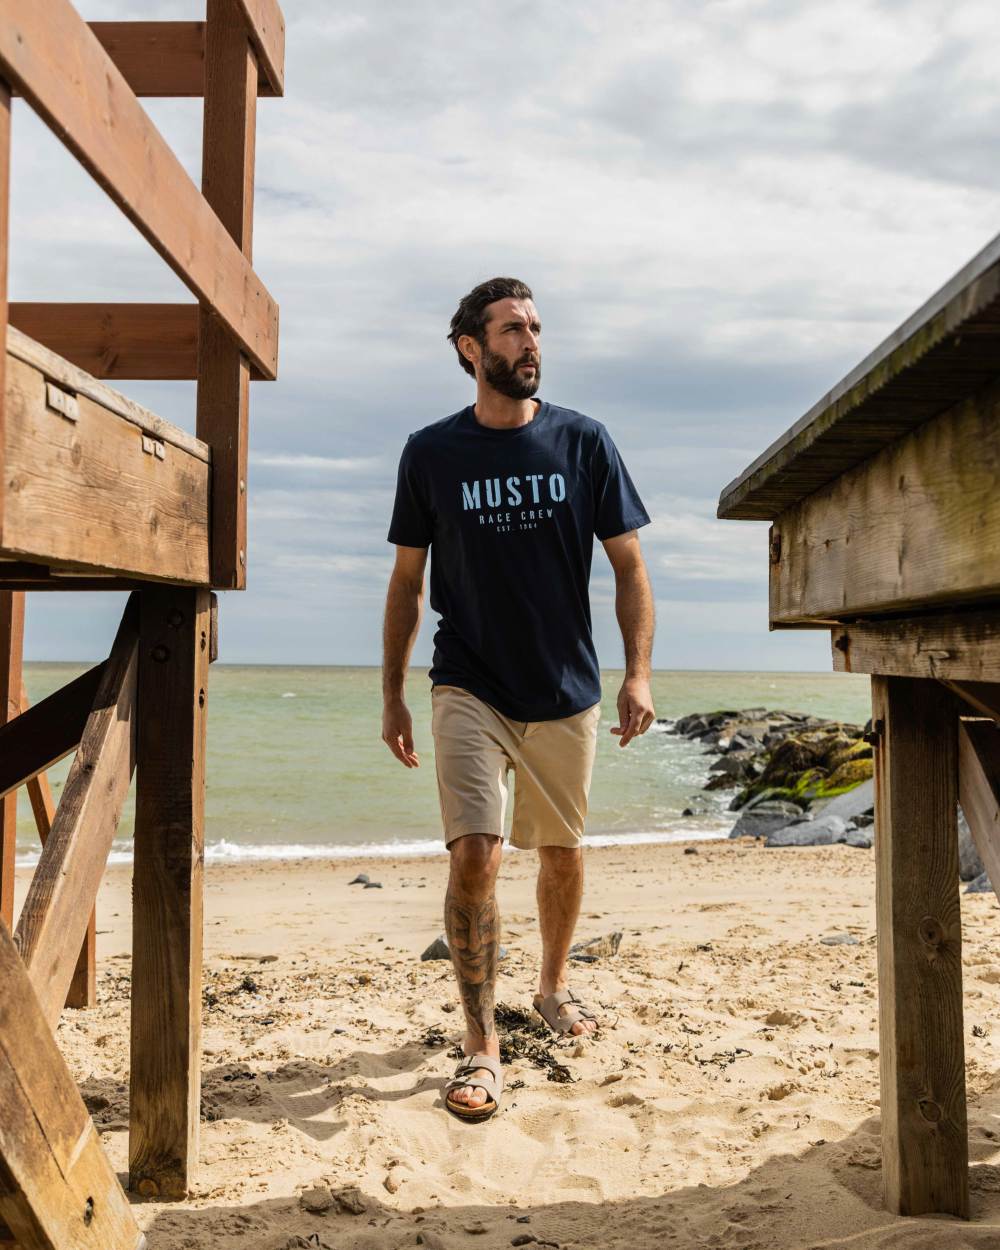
[387,435,433,547]
[591,425,651,541]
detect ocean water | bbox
[19,665,872,864]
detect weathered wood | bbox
[8,304,266,382]
[0,1,279,378]
[0,664,104,801]
[197,0,258,589]
[0,920,144,1250]
[88,22,277,98]
[130,588,210,1199]
[958,719,1000,906]
[2,351,210,584]
[944,680,1000,722]
[235,0,285,96]
[872,676,968,1217]
[770,373,1000,624]
[14,597,138,1030]
[718,231,1000,520]
[832,613,1000,681]
[0,592,22,930]
[20,684,96,1010]
[8,326,210,461]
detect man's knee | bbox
[449,833,502,893]
[538,844,583,873]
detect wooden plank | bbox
[89,22,278,98]
[872,676,968,1217]
[0,592,22,929]
[718,230,1000,520]
[197,0,258,589]
[14,597,138,1030]
[0,664,104,801]
[130,588,210,1199]
[0,1,279,379]
[770,373,1000,624]
[20,684,96,1010]
[958,719,1000,906]
[235,0,285,96]
[8,325,210,461]
[0,921,144,1250]
[944,680,1000,722]
[832,613,1000,681]
[2,351,210,584]
[8,304,266,383]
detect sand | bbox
[16,839,1000,1249]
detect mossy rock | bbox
[821,757,874,795]
[825,740,873,772]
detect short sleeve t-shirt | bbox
[387,400,651,721]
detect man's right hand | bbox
[382,698,420,768]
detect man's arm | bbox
[602,530,656,747]
[382,544,429,767]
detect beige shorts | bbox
[430,684,602,850]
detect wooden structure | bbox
[0,3,282,1246]
[718,232,1000,1219]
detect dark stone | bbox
[958,807,985,881]
[729,799,804,839]
[966,871,994,895]
[421,934,508,961]
[348,873,369,885]
[363,881,383,889]
[820,932,860,946]
[681,807,694,817]
[684,847,699,855]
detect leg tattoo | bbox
[445,889,500,1040]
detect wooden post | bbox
[196,0,258,589]
[0,593,24,930]
[129,588,210,1198]
[872,676,968,1217]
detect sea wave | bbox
[13,823,731,868]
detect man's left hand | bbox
[611,676,656,747]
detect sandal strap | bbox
[444,1053,504,1103]
[537,989,598,1032]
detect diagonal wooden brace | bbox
[0,920,145,1249]
[958,718,1000,904]
[0,664,105,801]
[14,595,139,1030]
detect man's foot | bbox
[533,986,598,1036]
[446,1031,501,1110]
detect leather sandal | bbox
[533,987,599,1035]
[444,1053,504,1122]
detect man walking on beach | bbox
[381,277,655,1122]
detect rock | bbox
[684,847,699,855]
[729,800,804,839]
[420,934,508,961]
[812,779,875,825]
[766,815,849,847]
[966,871,994,894]
[959,807,985,881]
[570,931,622,959]
[681,807,694,817]
[820,932,859,946]
[332,1186,367,1215]
[283,1237,333,1250]
[363,881,383,889]
[299,1185,334,1214]
[348,873,369,885]
[383,1171,400,1194]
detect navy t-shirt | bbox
[387,400,651,721]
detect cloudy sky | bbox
[15,0,1000,668]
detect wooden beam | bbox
[197,0,258,589]
[2,350,210,584]
[958,719,1000,906]
[944,680,1000,722]
[8,304,267,382]
[235,0,285,96]
[89,22,278,98]
[20,684,96,1010]
[0,921,145,1250]
[130,589,210,1199]
[0,592,22,930]
[769,373,1000,625]
[872,676,968,1217]
[0,1,279,378]
[14,597,138,1030]
[832,613,1000,682]
[0,663,104,801]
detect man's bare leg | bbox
[535,845,596,1035]
[445,833,504,1108]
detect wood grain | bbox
[872,676,968,1217]
[197,0,258,589]
[958,719,1000,906]
[129,588,210,1199]
[0,0,278,378]
[2,351,210,583]
[0,592,22,930]
[0,664,104,800]
[945,680,1000,722]
[771,373,1000,624]
[0,921,143,1250]
[235,0,285,96]
[831,613,1000,682]
[14,597,138,1031]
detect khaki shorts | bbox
[430,684,602,850]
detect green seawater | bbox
[19,665,871,862]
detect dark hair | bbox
[447,277,534,377]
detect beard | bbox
[481,345,541,399]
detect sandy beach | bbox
[19,839,1000,1250]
